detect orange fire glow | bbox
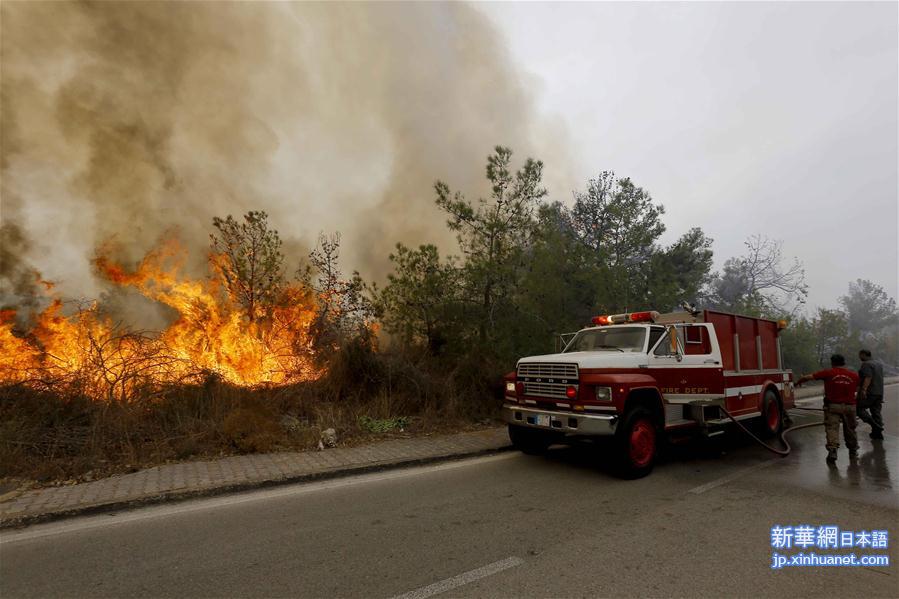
[0,238,321,399]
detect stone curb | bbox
[0,432,512,530]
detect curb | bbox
[0,443,512,530]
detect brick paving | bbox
[0,427,510,528]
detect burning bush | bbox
[0,232,321,402]
[0,212,489,482]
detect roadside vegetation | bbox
[2,146,896,483]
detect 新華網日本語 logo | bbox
[770,525,888,549]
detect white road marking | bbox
[390,556,524,599]
[688,458,780,494]
[0,452,519,545]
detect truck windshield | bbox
[562,326,646,353]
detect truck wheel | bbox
[508,424,553,455]
[760,389,783,437]
[614,407,657,479]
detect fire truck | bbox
[501,309,794,478]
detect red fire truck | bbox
[501,309,794,478]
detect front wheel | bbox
[508,424,554,455]
[613,407,658,479]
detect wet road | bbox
[2,386,897,598]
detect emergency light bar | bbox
[591,310,660,326]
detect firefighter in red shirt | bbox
[796,354,860,463]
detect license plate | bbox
[536,414,551,427]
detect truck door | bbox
[647,326,685,404]
[648,324,722,404]
[674,324,721,368]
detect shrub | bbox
[220,407,280,453]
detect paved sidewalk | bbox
[0,427,510,529]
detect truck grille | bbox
[517,362,578,380]
[516,362,579,399]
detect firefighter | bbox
[856,349,885,440]
[795,354,859,463]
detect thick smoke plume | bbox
[1,2,570,317]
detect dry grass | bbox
[0,339,504,485]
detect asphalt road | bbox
[3,387,897,598]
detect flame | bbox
[0,237,321,399]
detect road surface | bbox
[2,387,897,598]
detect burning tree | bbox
[300,232,375,350]
[210,211,285,324]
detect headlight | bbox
[595,386,613,402]
[505,381,516,393]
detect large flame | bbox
[0,237,321,399]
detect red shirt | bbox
[813,368,860,404]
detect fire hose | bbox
[720,404,825,457]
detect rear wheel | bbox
[614,407,658,479]
[760,389,783,437]
[508,424,554,455]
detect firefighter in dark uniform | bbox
[796,354,860,463]
[856,349,885,439]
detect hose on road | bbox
[719,381,896,456]
[720,404,824,457]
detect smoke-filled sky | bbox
[1,1,896,314]
[480,1,898,310]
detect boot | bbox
[826,449,837,463]
[849,448,858,460]
[870,429,884,440]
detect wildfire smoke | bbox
[1,2,570,308]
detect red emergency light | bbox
[627,311,659,323]
[591,311,659,326]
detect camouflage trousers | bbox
[824,403,858,451]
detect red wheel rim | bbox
[767,400,780,431]
[629,419,655,468]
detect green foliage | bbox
[569,171,667,311]
[372,144,897,402]
[515,202,599,354]
[372,243,462,355]
[840,279,899,365]
[841,279,897,337]
[570,172,666,263]
[210,210,285,322]
[376,153,716,366]
[778,316,819,374]
[639,227,714,312]
[812,308,850,366]
[358,415,408,433]
[778,280,898,374]
[435,146,547,346]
